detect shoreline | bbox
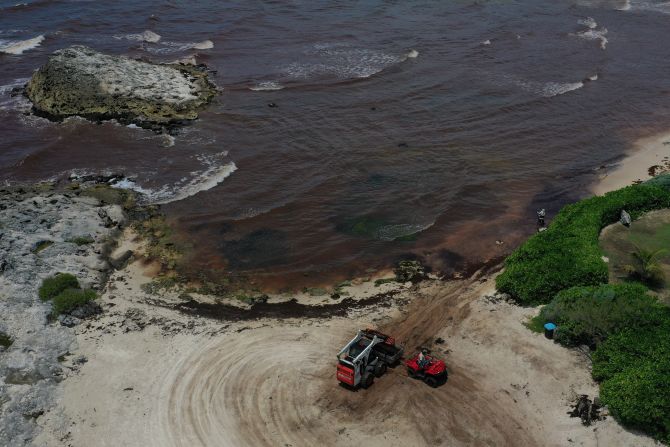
[592,130,670,196]
[1,166,663,445]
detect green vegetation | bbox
[134,215,182,271]
[503,178,670,442]
[374,277,396,287]
[624,245,666,286]
[67,235,95,245]
[592,307,670,443]
[533,283,657,348]
[0,332,13,348]
[303,287,328,297]
[38,273,97,316]
[51,288,97,316]
[32,240,54,253]
[497,183,670,305]
[140,275,179,295]
[82,184,136,208]
[39,273,79,301]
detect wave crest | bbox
[0,35,44,55]
[111,154,236,204]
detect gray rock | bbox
[57,314,81,327]
[620,209,632,227]
[25,46,217,127]
[67,301,102,319]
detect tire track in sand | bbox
[150,278,539,446]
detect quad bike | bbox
[405,352,448,388]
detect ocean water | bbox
[2,0,670,288]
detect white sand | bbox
[593,130,670,195]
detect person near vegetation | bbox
[537,208,547,232]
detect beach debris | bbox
[620,210,631,227]
[25,46,217,129]
[568,395,605,426]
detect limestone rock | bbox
[25,46,217,127]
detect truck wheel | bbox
[374,362,387,378]
[361,373,374,389]
[424,376,439,388]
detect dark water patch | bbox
[220,228,289,269]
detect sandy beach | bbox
[592,130,670,196]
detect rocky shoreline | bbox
[0,181,412,446]
[0,183,127,445]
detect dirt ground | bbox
[34,232,658,447]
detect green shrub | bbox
[38,274,80,301]
[67,235,95,245]
[592,307,670,443]
[51,288,97,316]
[645,173,670,191]
[0,331,13,348]
[497,184,670,304]
[535,283,658,348]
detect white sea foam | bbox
[375,222,434,241]
[574,18,608,50]
[249,81,284,91]
[541,81,585,97]
[284,45,416,81]
[115,30,162,43]
[589,73,599,81]
[192,40,214,50]
[578,17,598,29]
[513,75,594,98]
[161,134,175,147]
[617,0,632,9]
[112,155,236,204]
[0,77,30,111]
[0,35,44,55]
[145,39,214,54]
[482,39,491,46]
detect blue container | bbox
[544,322,556,339]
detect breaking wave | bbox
[114,30,161,43]
[249,81,284,91]
[574,18,608,50]
[511,74,593,98]
[0,35,44,55]
[375,222,434,241]
[144,39,214,54]
[111,155,236,204]
[0,78,30,111]
[283,45,419,81]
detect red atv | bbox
[405,352,448,388]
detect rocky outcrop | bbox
[0,184,124,446]
[25,46,217,128]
